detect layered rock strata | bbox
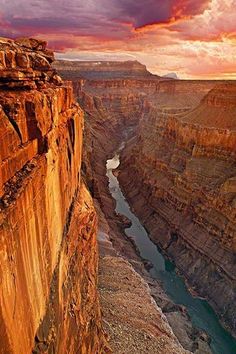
[119,83,236,334]
[0,38,106,353]
[57,64,215,351]
[55,60,224,113]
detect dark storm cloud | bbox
[0,0,210,40]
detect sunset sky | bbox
[0,0,236,79]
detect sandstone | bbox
[0,38,55,89]
[0,38,106,353]
[15,38,47,51]
[16,52,30,68]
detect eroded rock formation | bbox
[0,38,106,353]
[119,83,236,334]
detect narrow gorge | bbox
[56,60,236,353]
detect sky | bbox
[0,0,236,79]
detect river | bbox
[106,149,236,354]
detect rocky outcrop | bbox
[119,83,236,335]
[0,37,61,89]
[0,38,106,353]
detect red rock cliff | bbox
[0,38,106,353]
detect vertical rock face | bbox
[119,83,236,335]
[0,38,105,353]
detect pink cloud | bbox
[0,0,235,78]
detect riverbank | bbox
[93,150,212,353]
[99,254,190,353]
[94,199,188,353]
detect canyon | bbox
[119,83,236,330]
[54,59,236,353]
[0,38,191,354]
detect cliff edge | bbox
[0,38,107,353]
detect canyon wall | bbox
[56,61,220,352]
[119,83,236,334]
[67,71,221,202]
[0,38,106,353]
[55,59,222,115]
[55,61,224,198]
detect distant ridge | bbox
[53,59,161,79]
[163,72,179,80]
